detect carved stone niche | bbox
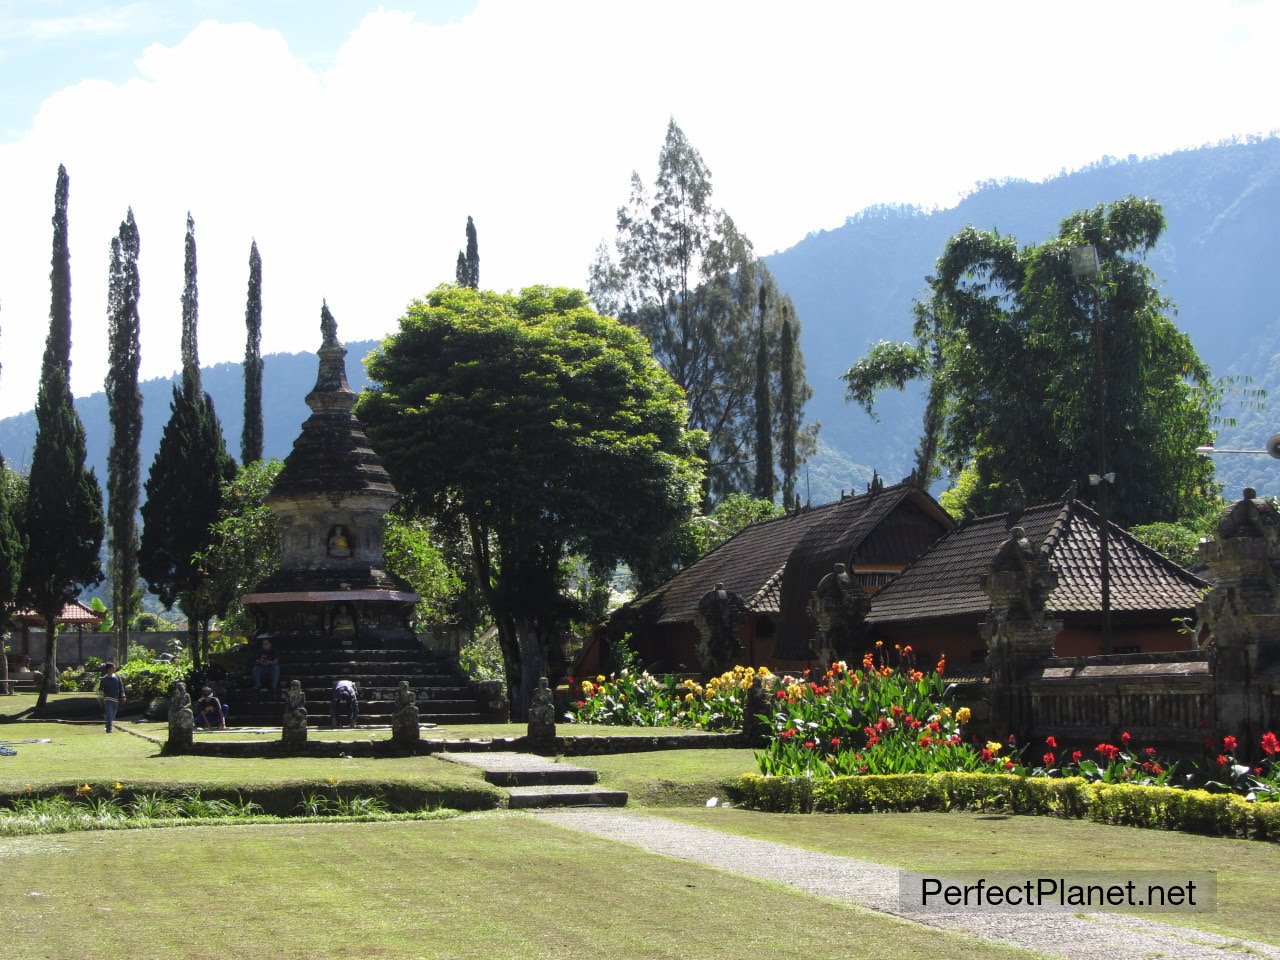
[809,563,869,665]
[694,582,747,679]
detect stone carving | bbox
[809,563,870,663]
[167,682,195,750]
[527,676,557,749]
[985,526,1055,619]
[391,680,420,744]
[282,679,309,747]
[1216,487,1279,541]
[694,582,747,680]
[742,676,772,747]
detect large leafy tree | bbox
[753,286,774,501]
[0,465,26,696]
[843,197,1217,527]
[22,166,104,709]
[590,119,811,501]
[242,240,264,464]
[105,210,142,665]
[139,214,235,666]
[358,285,704,715]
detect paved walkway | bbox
[536,809,1279,960]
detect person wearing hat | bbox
[195,686,227,731]
[98,663,125,733]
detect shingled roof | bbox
[866,499,1207,626]
[627,482,951,628]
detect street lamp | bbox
[1071,243,1113,654]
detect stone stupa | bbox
[241,303,420,650]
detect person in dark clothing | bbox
[252,638,281,691]
[195,687,228,730]
[98,662,126,733]
[331,679,359,728]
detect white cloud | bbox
[0,0,1278,419]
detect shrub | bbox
[116,659,187,700]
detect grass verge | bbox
[0,814,1037,960]
[663,807,1280,947]
[588,748,756,806]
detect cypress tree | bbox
[180,212,200,392]
[242,240,264,464]
[41,165,72,383]
[138,215,234,667]
[753,284,774,501]
[23,366,104,709]
[779,306,798,504]
[105,210,142,665]
[455,216,479,288]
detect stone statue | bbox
[327,525,353,558]
[742,676,772,747]
[320,299,339,346]
[391,680,420,744]
[694,582,747,679]
[809,563,869,663]
[167,681,195,751]
[527,676,556,749]
[986,526,1055,618]
[282,679,309,747]
[1217,487,1278,540]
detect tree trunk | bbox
[33,610,59,713]
[186,619,201,671]
[0,629,10,695]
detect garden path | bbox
[536,809,1279,960]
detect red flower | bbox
[903,645,913,656]
[920,736,933,748]
[1120,731,1131,745]
[1222,735,1238,753]
[781,728,796,739]
[891,705,904,717]
[928,721,941,733]
[1257,767,1265,775]
[1096,743,1120,762]
[1262,732,1280,756]
[575,700,586,708]
[1042,752,1055,767]
[1145,747,1157,756]
[775,690,787,700]
[1216,754,1229,768]
[1007,733,1017,743]
[803,740,816,750]
[1004,760,1015,770]
[980,748,994,762]
[1071,750,1083,763]
[829,737,841,748]
[1045,736,1058,749]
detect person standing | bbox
[98,662,125,733]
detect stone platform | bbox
[441,752,628,808]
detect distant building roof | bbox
[626,482,952,630]
[867,499,1207,627]
[13,599,105,627]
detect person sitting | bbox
[194,687,228,730]
[330,679,359,728]
[251,638,281,691]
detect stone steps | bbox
[441,753,627,809]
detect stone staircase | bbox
[223,643,498,728]
[443,753,628,808]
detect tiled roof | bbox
[867,500,1207,626]
[14,599,105,626]
[628,483,939,626]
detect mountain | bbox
[0,340,380,484]
[765,135,1280,503]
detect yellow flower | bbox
[111,782,123,793]
[76,784,92,795]
[596,675,606,683]
[580,680,593,694]
[327,777,339,786]
[940,707,953,718]
[986,741,1002,754]
[956,707,971,724]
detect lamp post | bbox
[1070,244,1113,654]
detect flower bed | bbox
[567,665,772,730]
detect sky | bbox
[0,0,1278,419]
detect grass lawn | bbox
[589,748,757,806]
[664,807,1280,947]
[0,814,1038,960]
[0,722,499,804]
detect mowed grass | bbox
[664,808,1280,946]
[0,723,496,800]
[590,748,757,806]
[0,814,1038,960]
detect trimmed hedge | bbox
[726,772,1280,842]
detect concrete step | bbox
[483,767,598,788]
[504,785,628,809]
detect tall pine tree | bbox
[753,284,774,501]
[139,214,234,667]
[242,240,264,464]
[23,166,104,709]
[0,311,27,697]
[105,210,142,665]
[455,216,479,288]
[779,306,798,504]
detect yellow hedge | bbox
[726,773,1277,842]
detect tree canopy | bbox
[590,119,812,501]
[843,196,1218,527]
[357,285,703,714]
